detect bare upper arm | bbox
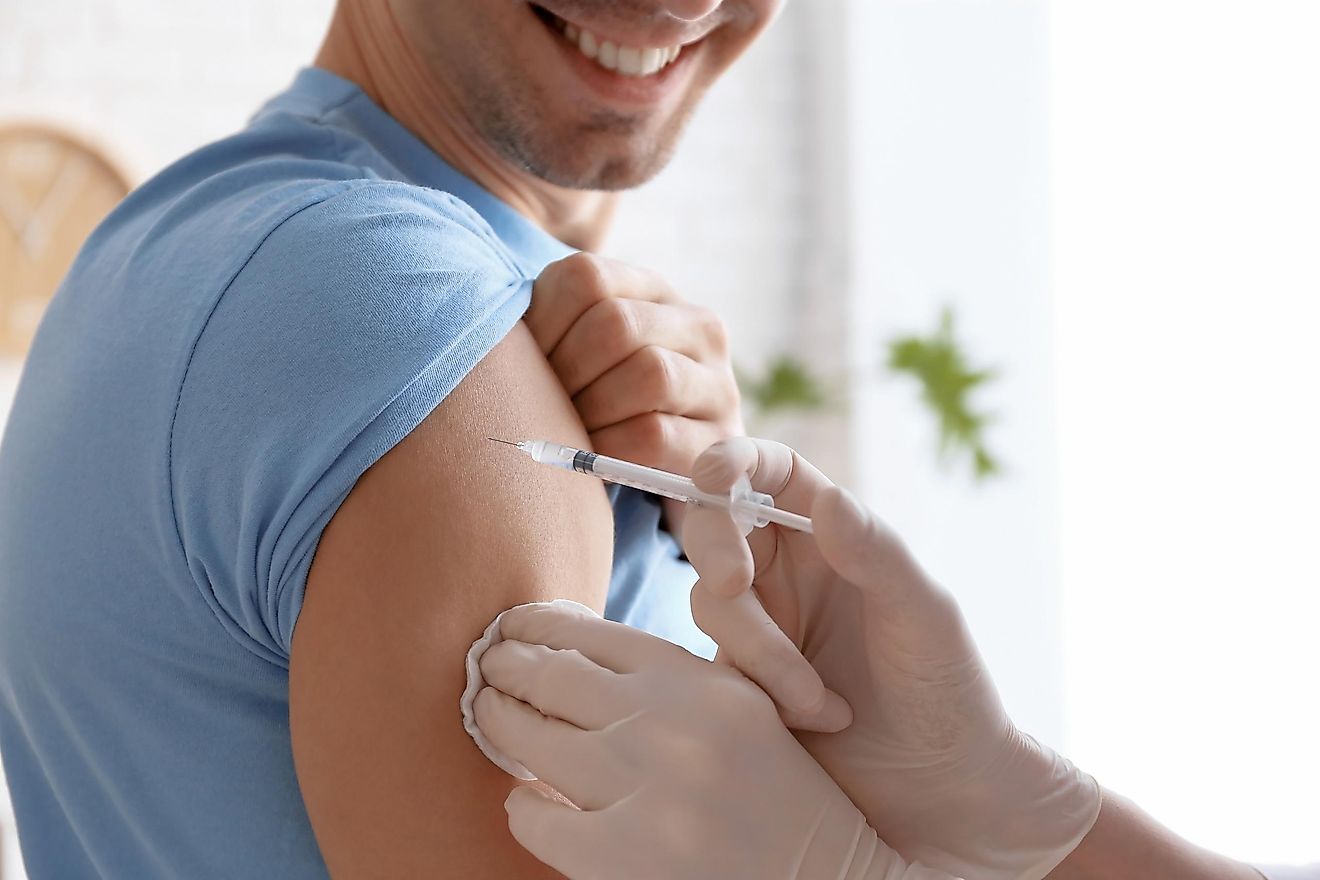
[290,321,612,877]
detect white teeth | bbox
[560,20,685,78]
[639,47,664,76]
[578,30,598,60]
[616,46,642,75]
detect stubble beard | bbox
[463,74,698,191]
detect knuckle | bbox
[533,648,579,692]
[720,366,743,408]
[516,602,575,640]
[555,251,611,302]
[484,643,545,697]
[640,345,679,404]
[696,307,729,354]
[598,297,640,347]
[639,263,677,296]
[632,412,672,459]
[699,669,775,721]
[557,647,589,671]
[472,686,503,727]
[477,640,514,678]
[922,579,965,623]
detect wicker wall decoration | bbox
[0,125,132,359]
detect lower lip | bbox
[543,25,698,107]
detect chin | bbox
[535,145,676,191]
[503,109,694,191]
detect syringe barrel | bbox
[572,450,697,504]
[578,450,778,529]
[517,440,809,533]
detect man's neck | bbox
[315,0,617,251]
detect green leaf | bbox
[886,306,1002,482]
[738,355,831,416]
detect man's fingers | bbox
[549,299,720,396]
[588,412,724,475]
[497,601,689,675]
[573,347,736,431]
[525,253,678,356]
[682,514,754,599]
[481,640,630,730]
[689,584,827,715]
[504,786,595,878]
[473,688,617,810]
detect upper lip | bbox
[533,2,722,48]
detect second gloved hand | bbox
[473,601,960,880]
[682,438,1102,880]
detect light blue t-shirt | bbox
[0,68,713,878]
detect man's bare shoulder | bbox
[290,321,612,877]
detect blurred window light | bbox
[1053,0,1320,863]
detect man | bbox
[0,0,774,875]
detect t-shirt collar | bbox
[256,67,574,277]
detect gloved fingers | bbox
[497,601,687,674]
[690,435,832,526]
[775,694,853,733]
[811,485,935,613]
[745,571,852,732]
[688,437,832,573]
[690,582,850,729]
[504,785,597,877]
[480,639,630,730]
[474,687,619,810]
[681,502,755,599]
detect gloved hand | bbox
[473,600,962,880]
[681,437,1102,880]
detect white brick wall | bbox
[0,3,817,876]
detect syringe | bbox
[489,438,813,534]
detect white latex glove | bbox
[681,437,1102,880]
[473,600,962,880]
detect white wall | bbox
[842,0,1064,747]
[1054,0,1320,863]
[0,0,337,183]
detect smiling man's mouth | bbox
[531,5,688,78]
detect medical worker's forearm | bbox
[1047,790,1264,880]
